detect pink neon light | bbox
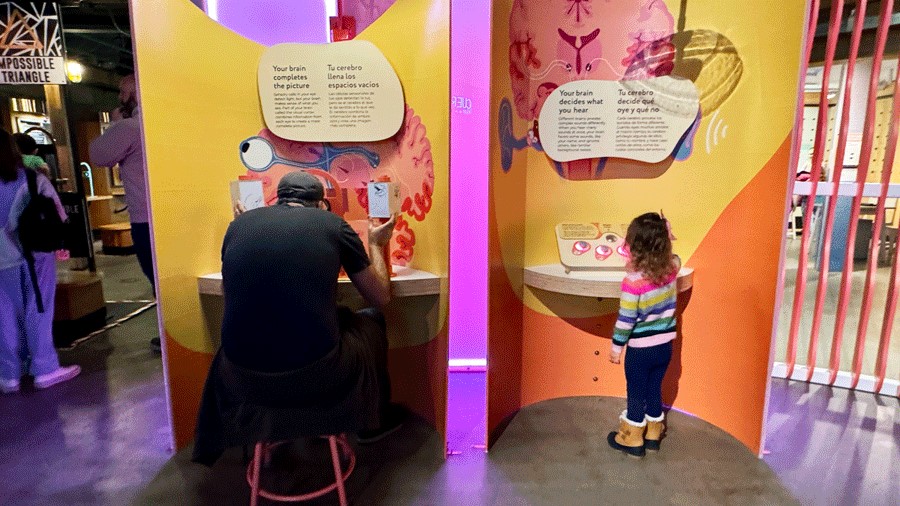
[449,0,490,361]
[785,0,819,378]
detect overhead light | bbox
[66,60,84,83]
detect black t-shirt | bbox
[220,204,370,372]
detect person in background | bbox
[13,133,51,180]
[89,74,160,351]
[607,212,680,458]
[0,128,80,394]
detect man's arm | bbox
[349,215,396,309]
[89,118,134,168]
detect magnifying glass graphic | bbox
[239,136,381,173]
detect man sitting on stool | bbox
[193,171,402,466]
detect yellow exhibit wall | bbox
[131,0,449,450]
[488,0,805,452]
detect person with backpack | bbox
[0,128,80,394]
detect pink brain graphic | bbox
[242,105,435,265]
[509,0,676,122]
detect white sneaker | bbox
[0,378,20,394]
[34,365,81,390]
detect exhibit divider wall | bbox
[488,0,806,453]
[131,0,450,450]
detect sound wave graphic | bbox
[705,109,729,154]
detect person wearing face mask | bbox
[89,74,159,351]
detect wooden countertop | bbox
[198,265,442,298]
[524,264,694,299]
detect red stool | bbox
[247,435,356,506]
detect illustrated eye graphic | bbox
[605,234,619,243]
[565,63,572,72]
[572,241,591,255]
[595,244,612,260]
[240,137,277,172]
[586,63,592,72]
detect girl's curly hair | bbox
[626,212,676,286]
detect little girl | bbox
[607,212,680,458]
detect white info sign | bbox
[258,40,404,143]
[538,77,700,164]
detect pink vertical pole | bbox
[852,57,900,389]
[784,0,823,378]
[812,0,869,384]
[874,230,899,393]
[803,0,862,382]
[831,0,894,387]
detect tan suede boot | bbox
[644,413,665,452]
[606,410,646,458]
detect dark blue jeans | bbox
[131,222,155,293]
[624,341,672,424]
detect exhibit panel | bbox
[488,0,806,452]
[131,0,449,449]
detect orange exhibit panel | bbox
[131,0,449,450]
[487,0,806,453]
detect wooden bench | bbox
[98,223,133,255]
[54,270,106,347]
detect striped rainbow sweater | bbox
[612,268,679,352]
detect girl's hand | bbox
[661,209,676,240]
[56,250,70,261]
[609,349,622,364]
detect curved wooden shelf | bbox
[198,265,442,298]
[524,264,694,299]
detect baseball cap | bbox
[277,171,324,202]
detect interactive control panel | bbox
[556,223,630,272]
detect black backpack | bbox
[18,169,66,312]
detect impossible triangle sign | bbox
[0,2,65,84]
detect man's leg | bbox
[355,308,404,444]
[356,308,391,413]
[130,222,160,351]
[130,222,156,294]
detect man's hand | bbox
[233,200,246,218]
[368,214,397,247]
[609,349,622,364]
[110,106,125,122]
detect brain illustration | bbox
[509,0,675,123]
[506,0,691,180]
[240,105,435,265]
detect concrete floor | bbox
[1,253,897,505]
[764,379,899,506]
[776,237,900,381]
[0,254,170,505]
[133,396,795,506]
